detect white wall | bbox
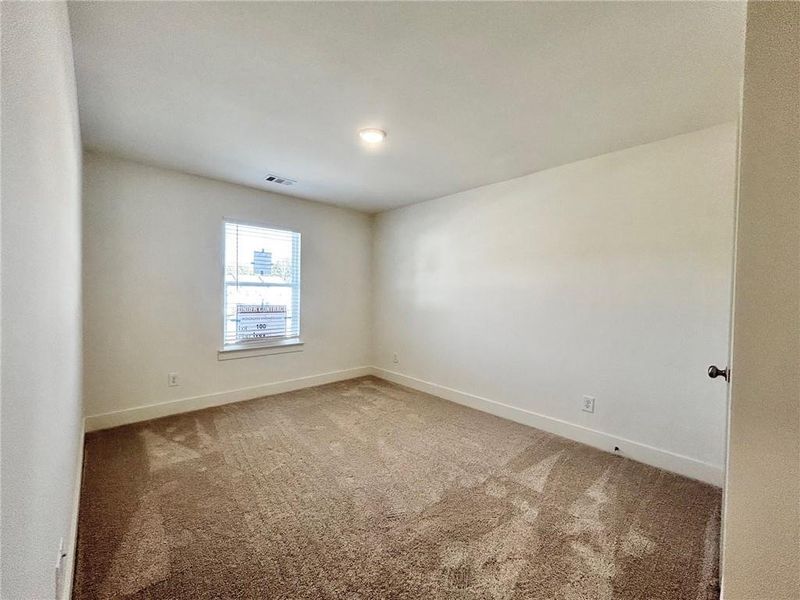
[373,123,737,483]
[82,153,372,424]
[721,2,800,598]
[0,2,84,598]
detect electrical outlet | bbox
[582,395,596,413]
[392,353,399,364]
[168,372,180,387]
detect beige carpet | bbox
[74,376,721,599]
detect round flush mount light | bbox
[358,128,387,144]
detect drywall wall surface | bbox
[373,123,737,476]
[721,2,800,598]
[82,153,372,419]
[0,2,84,597]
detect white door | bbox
[718,3,800,599]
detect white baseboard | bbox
[82,365,723,485]
[369,367,724,487]
[84,367,372,432]
[62,420,85,600]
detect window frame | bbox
[219,218,303,356]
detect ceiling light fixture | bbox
[358,128,386,144]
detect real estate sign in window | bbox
[223,221,301,349]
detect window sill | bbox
[218,339,304,361]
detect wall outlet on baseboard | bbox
[392,353,399,364]
[168,372,180,387]
[582,395,596,413]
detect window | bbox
[223,221,301,350]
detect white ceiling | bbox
[68,1,746,213]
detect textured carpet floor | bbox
[74,376,721,599]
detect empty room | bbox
[1,1,798,599]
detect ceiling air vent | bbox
[264,173,297,186]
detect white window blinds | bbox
[223,221,301,348]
